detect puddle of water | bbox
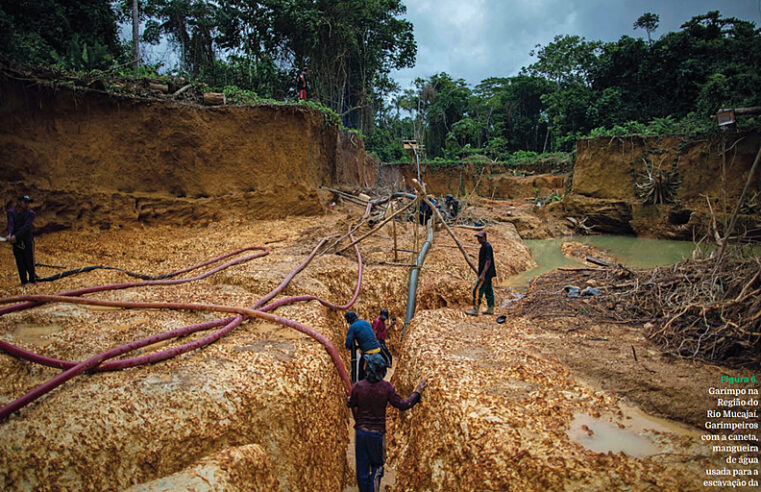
[503,236,702,291]
[567,413,661,458]
[12,324,63,346]
[618,401,702,439]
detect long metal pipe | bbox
[401,220,434,341]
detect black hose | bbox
[34,265,184,282]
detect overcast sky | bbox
[391,0,761,90]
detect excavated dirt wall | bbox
[546,132,761,237]
[380,163,567,200]
[0,78,376,232]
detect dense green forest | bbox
[1,2,759,162]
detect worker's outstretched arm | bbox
[389,377,427,410]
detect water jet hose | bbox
[0,235,361,372]
[0,246,271,317]
[0,233,362,420]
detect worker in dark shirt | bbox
[7,195,37,285]
[348,355,427,492]
[344,311,384,384]
[445,194,459,219]
[418,199,433,225]
[466,230,497,316]
[371,309,394,368]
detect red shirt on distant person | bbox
[372,316,387,341]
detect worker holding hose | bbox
[466,230,496,316]
[6,195,37,285]
[348,355,426,492]
[344,311,384,383]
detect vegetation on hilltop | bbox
[0,4,759,162]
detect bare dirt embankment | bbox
[0,76,377,232]
[381,161,568,201]
[544,132,761,238]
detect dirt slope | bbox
[0,77,376,232]
[546,132,761,238]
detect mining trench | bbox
[1,73,759,490]
[2,202,757,491]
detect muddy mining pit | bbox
[1,206,758,491]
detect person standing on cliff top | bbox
[297,69,309,100]
[348,355,427,492]
[6,195,37,285]
[344,311,384,384]
[466,230,496,316]
[371,309,394,368]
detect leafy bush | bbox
[582,114,718,139]
[51,34,113,71]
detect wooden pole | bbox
[423,196,478,274]
[716,141,761,262]
[410,178,477,273]
[334,198,418,254]
[392,202,398,261]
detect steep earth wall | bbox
[380,162,567,200]
[0,77,376,232]
[546,132,761,238]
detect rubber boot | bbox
[482,306,494,315]
[465,304,480,316]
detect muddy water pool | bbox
[503,236,701,291]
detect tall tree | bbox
[276,0,416,130]
[132,0,139,67]
[633,12,659,43]
[142,0,219,76]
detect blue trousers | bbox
[355,429,385,492]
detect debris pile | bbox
[631,256,761,368]
[511,255,761,368]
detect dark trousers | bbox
[472,276,494,308]
[13,242,36,284]
[350,346,366,384]
[355,429,385,492]
[378,340,392,368]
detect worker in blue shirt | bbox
[344,311,385,383]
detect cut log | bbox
[203,92,226,106]
[172,84,193,98]
[148,82,169,94]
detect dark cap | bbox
[475,230,487,238]
[380,309,389,320]
[17,195,32,203]
[344,311,358,324]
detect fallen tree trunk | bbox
[203,92,226,106]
